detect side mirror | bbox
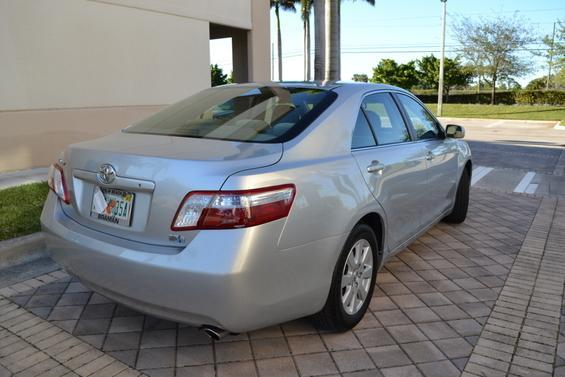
[446,124,465,139]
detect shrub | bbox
[413,90,565,106]
[514,90,565,105]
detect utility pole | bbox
[546,22,557,90]
[437,0,447,116]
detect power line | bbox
[277,47,551,59]
[344,7,565,23]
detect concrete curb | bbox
[0,232,46,268]
[0,167,48,190]
[555,121,565,130]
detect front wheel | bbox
[443,168,470,224]
[312,224,378,331]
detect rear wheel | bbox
[312,224,378,331]
[443,169,470,224]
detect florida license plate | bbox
[90,187,135,226]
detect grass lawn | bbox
[425,103,565,122]
[0,182,49,242]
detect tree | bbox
[301,0,313,81]
[370,59,419,89]
[313,1,325,80]
[416,55,472,99]
[271,0,298,81]
[535,20,564,89]
[453,16,535,104]
[352,73,368,82]
[324,0,339,80]
[526,72,565,90]
[317,0,375,81]
[210,64,228,86]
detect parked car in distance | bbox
[41,82,471,337]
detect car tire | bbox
[443,168,470,224]
[312,224,378,332]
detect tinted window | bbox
[125,86,336,143]
[351,110,376,149]
[362,93,411,145]
[397,95,440,140]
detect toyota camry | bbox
[41,82,471,337]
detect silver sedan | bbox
[41,82,471,337]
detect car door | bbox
[351,92,428,251]
[395,93,459,222]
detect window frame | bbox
[351,90,414,151]
[392,92,446,142]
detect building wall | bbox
[0,0,270,172]
[0,0,211,110]
[0,106,165,173]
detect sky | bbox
[210,0,564,86]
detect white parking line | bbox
[525,184,539,194]
[471,166,493,186]
[514,172,536,193]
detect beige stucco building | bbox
[0,0,270,172]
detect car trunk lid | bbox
[61,131,282,248]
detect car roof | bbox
[222,81,410,94]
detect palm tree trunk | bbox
[276,4,283,81]
[304,16,311,81]
[324,0,339,81]
[314,0,325,81]
[336,0,340,78]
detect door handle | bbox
[425,152,434,161]
[367,161,385,174]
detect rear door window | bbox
[362,93,411,145]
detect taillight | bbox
[47,163,70,204]
[171,184,296,230]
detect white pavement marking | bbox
[525,183,539,195]
[471,166,493,186]
[514,172,536,193]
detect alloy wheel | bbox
[341,238,373,315]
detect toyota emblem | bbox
[97,163,116,184]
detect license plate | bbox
[90,187,135,226]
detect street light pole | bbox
[437,0,447,117]
[546,21,557,90]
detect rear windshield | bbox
[125,85,337,143]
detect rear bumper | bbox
[41,193,344,332]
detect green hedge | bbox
[514,90,565,106]
[414,90,565,106]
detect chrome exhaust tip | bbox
[200,325,229,340]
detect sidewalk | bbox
[1,190,563,376]
[0,168,48,190]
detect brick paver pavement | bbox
[1,190,563,377]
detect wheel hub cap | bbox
[340,238,373,315]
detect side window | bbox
[351,109,376,149]
[397,95,441,140]
[362,93,411,145]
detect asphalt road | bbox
[439,117,565,197]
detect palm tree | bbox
[314,1,325,80]
[301,0,314,81]
[318,0,375,81]
[271,0,298,81]
[324,0,339,80]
